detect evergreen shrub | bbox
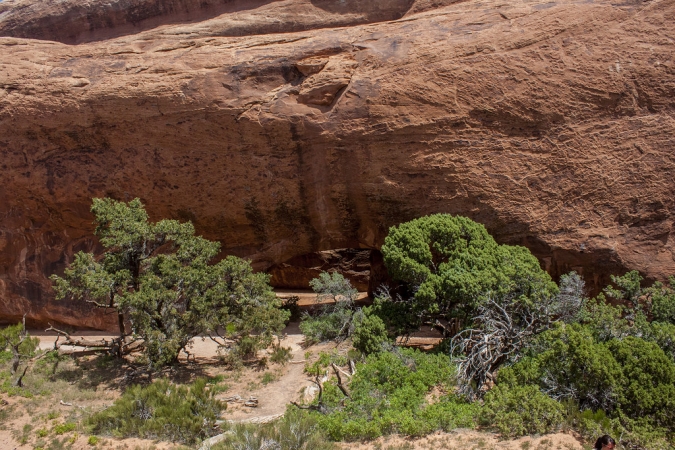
[88,378,223,444]
[308,348,478,441]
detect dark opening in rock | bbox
[267,248,371,292]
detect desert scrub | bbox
[481,385,565,437]
[52,422,77,435]
[307,348,478,441]
[270,343,293,365]
[88,378,224,444]
[261,371,278,385]
[215,406,335,450]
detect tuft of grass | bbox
[0,402,14,425]
[246,381,261,391]
[270,345,293,365]
[87,435,99,446]
[261,371,278,385]
[52,422,76,435]
[206,374,225,384]
[68,432,79,444]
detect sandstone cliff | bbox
[0,0,674,329]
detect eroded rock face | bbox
[0,0,420,44]
[0,0,674,329]
[269,249,371,291]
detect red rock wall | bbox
[0,0,420,44]
[0,0,674,329]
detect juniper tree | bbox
[379,214,558,330]
[51,198,289,368]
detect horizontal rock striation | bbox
[0,0,674,329]
[0,0,427,44]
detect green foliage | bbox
[607,336,675,428]
[215,406,335,450]
[300,305,354,343]
[497,321,675,446]
[500,323,623,412]
[351,307,389,355]
[270,344,293,365]
[568,407,617,441]
[87,378,224,444]
[0,350,11,363]
[649,277,675,323]
[87,435,99,446]
[51,198,289,368]
[0,323,39,358]
[300,302,354,344]
[367,294,415,339]
[300,272,363,344]
[300,272,388,351]
[602,270,675,326]
[309,348,478,441]
[380,214,557,328]
[261,372,277,385]
[604,270,643,304]
[451,272,584,397]
[309,272,358,305]
[52,422,76,435]
[576,294,632,341]
[0,322,40,380]
[579,272,675,365]
[642,320,675,361]
[481,385,564,437]
[304,351,346,377]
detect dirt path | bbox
[14,318,588,450]
[220,323,312,423]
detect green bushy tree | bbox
[607,336,675,428]
[51,198,288,368]
[497,322,675,445]
[309,272,358,305]
[602,270,675,326]
[498,323,623,412]
[451,272,584,398]
[380,214,558,330]
[649,277,675,323]
[301,272,391,352]
[351,307,388,355]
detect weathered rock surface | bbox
[0,0,674,329]
[0,0,423,44]
[269,249,371,291]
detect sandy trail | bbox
[220,323,310,423]
[31,321,314,424]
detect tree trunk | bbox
[117,311,126,358]
[10,351,20,375]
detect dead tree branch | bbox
[451,278,584,399]
[291,375,327,413]
[45,324,139,356]
[331,363,351,399]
